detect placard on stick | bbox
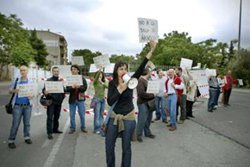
[89,64,98,73]
[104,63,115,73]
[72,56,84,66]
[180,58,193,70]
[138,18,158,43]
[93,55,110,68]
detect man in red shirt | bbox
[165,69,184,131]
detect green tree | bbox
[229,49,250,86]
[72,49,102,67]
[29,29,48,67]
[0,13,35,68]
[110,54,135,64]
[139,31,203,67]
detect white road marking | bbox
[43,118,70,167]
[41,139,51,148]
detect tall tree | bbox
[29,29,48,68]
[0,13,35,67]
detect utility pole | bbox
[238,0,242,51]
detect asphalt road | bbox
[0,82,250,167]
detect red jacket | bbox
[223,74,233,90]
[165,75,183,97]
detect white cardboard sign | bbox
[238,79,243,86]
[17,83,37,98]
[93,55,110,68]
[180,58,193,70]
[190,70,209,98]
[72,56,84,66]
[52,65,72,76]
[89,64,98,73]
[65,75,83,86]
[45,81,64,93]
[138,18,158,43]
[146,80,160,94]
[206,69,216,77]
[104,63,115,73]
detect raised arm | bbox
[132,41,157,79]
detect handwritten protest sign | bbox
[52,65,71,76]
[45,81,64,93]
[93,54,110,68]
[104,63,115,73]
[89,64,98,73]
[72,56,84,66]
[190,70,209,98]
[180,58,193,70]
[65,75,83,86]
[138,18,158,43]
[17,83,37,97]
[146,81,160,94]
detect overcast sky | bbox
[1,0,249,57]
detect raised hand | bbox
[146,40,157,60]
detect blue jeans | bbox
[168,94,177,127]
[155,96,167,120]
[208,89,217,110]
[94,98,105,132]
[69,100,86,130]
[214,89,221,106]
[105,118,136,167]
[9,105,32,142]
[137,103,152,138]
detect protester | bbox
[105,40,157,167]
[186,80,198,118]
[208,75,220,112]
[93,68,108,134]
[136,67,156,143]
[165,69,184,131]
[223,70,233,106]
[214,73,223,108]
[43,67,65,139]
[8,65,34,149]
[154,69,168,123]
[65,65,88,134]
[176,67,191,124]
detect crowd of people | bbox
[7,41,234,167]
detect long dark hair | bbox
[113,61,128,86]
[94,71,105,82]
